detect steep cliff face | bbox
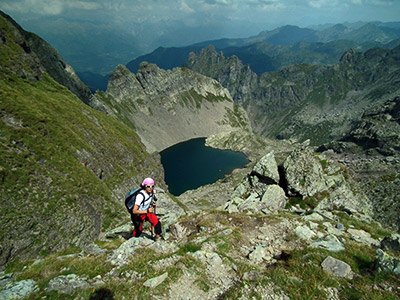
[90,62,251,152]
[185,45,400,145]
[0,12,164,267]
[0,11,92,103]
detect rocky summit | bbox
[89,62,250,152]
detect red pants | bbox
[131,213,161,237]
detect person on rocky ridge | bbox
[131,177,162,240]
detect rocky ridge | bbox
[2,142,400,299]
[89,63,251,152]
[317,95,400,231]
[185,45,400,145]
[0,11,91,103]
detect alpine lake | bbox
[160,137,249,196]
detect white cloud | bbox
[369,0,395,5]
[68,1,101,10]
[180,0,195,13]
[0,0,100,15]
[308,0,328,8]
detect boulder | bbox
[283,141,329,197]
[107,237,154,266]
[0,273,38,300]
[311,235,345,252]
[143,272,168,288]
[260,185,287,211]
[321,256,354,279]
[46,274,90,294]
[381,233,400,254]
[347,228,380,247]
[295,225,317,241]
[252,151,280,183]
[374,249,400,274]
[248,245,272,263]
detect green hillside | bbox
[0,13,163,267]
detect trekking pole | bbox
[150,198,156,237]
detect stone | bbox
[260,185,287,211]
[46,274,90,294]
[104,223,133,239]
[82,243,106,256]
[282,143,329,197]
[347,228,380,247]
[248,245,272,263]
[0,273,38,300]
[375,249,400,274]
[381,234,400,254]
[252,151,280,183]
[226,202,239,213]
[169,223,188,242]
[295,225,317,241]
[107,236,154,266]
[321,256,354,279]
[302,213,324,222]
[311,235,345,252]
[143,272,168,288]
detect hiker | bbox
[131,177,162,240]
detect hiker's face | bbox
[145,184,154,192]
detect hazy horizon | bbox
[1,0,399,73]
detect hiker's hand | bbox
[147,207,153,213]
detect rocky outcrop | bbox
[345,96,400,156]
[317,96,400,231]
[205,129,296,163]
[185,45,258,105]
[224,140,372,217]
[90,63,251,152]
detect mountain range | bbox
[1,11,400,299]
[123,22,400,79]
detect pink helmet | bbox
[141,177,155,186]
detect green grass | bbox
[1,57,161,266]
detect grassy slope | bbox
[0,15,161,265]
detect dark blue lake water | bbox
[160,137,249,196]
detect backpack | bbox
[125,188,144,214]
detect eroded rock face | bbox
[91,63,251,152]
[185,45,400,146]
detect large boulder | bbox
[225,151,286,213]
[282,140,331,197]
[282,141,372,214]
